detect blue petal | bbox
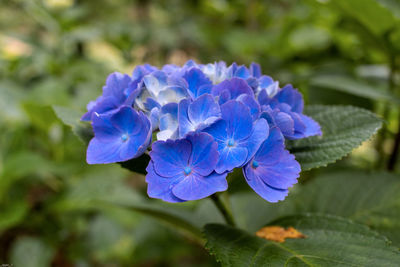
[275,84,304,113]
[239,118,269,164]
[91,113,121,141]
[103,72,132,103]
[119,111,152,159]
[188,94,220,127]
[86,138,124,164]
[143,71,168,96]
[187,132,219,176]
[178,99,194,138]
[250,62,262,78]
[275,112,294,136]
[132,64,157,80]
[172,171,228,201]
[183,68,212,99]
[236,94,260,121]
[146,161,185,203]
[221,100,253,141]
[243,127,300,202]
[233,65,250,79]
[299,114,322,137]
[215,146,248,174]
[110,106,142,135]
[150,139,192,177]
[242,165,289,203]
[81,96,119,121]
[212,78,254,100]
[203,119,228,151]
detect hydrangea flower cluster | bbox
[82,60,322,203]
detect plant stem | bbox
[211,193,236,227]
[377,57,396,168]
[387,57,398,171]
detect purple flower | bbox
[204,100,269,173]
[243,127,301,202]
[146,132,228,202]
[86,106,152,164]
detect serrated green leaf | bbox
[204,214,400,267]
[288,105,382,170]
[52,105,93,144]
[310,75,400,104]
[231,171,400,246]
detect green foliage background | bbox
[1,0,400,266]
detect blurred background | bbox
[1,0,400,266]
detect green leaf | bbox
[204,214,400,266]
[53,105,93,143]
[10,237,54,267]
[289,171,400,246]
[332,0,396,36]
[310,75,400,104]
[288,105,382,170]
[231,171,400,245]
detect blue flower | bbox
[182,68,212,99]
[243,127,301,202]
[146,132,228,202]
[135,71,189,111]
[178,94,221,138]
[81,72,134,121]
[211,77,255,104]
[157,103,179,141]
[200,61,230,84]
[86,106,152,164]
[259,84,322,139]
[204,100,269,173]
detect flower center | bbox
[121,134,129,142]
[227,139,235,147]
[252,160,259,168]
[184,166,192,175]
